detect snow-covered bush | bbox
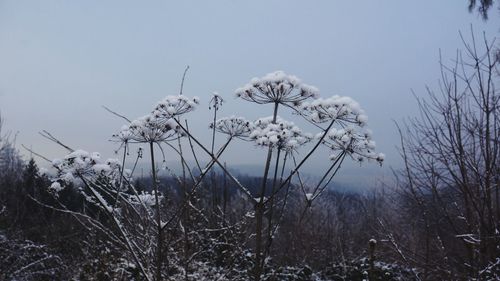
[0,232,65,281]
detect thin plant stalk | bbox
[254,101,279,281]
[149,141,164,281]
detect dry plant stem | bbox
[79,177,152,281]
[163,141,195,183]
[209,95,223,224]
[254,102,279,281]
[102,105,132,123]
[267,152,292,240]
[128,149,142,180]
[111,144,128,211]
[178,67,192,280]
[265,147,282,258]
[173,119,254,200]
[177,70,191,279]
[310,151,346,202]
[160,137,234,231]
[21,144,51,163]
[211,99,218,155]
[179,65,189,96]
[149,141,164,281]
[185,121,202,173]
[269,179,292,247]
[264,117,337,205]
[296,152,347,226]
[265,151,292,259]
[118,143,128,189]
[39,130,73,152]
[174,119,190,281]
[223,162,228,222]
[290,155,308,199]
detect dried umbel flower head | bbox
[210,116,254,138]
[153,95,199,119]
[299,95,368,126]
[250,116,312,152]
[235,71,319,105]
[50,149,122,190]
[50,150,132,211]
[112,124,134,143]
[317,127,384,165]
[115,115,184,143]
[209,92,224,110]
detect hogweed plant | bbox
[232,71,383,280]
[44,71,383,281]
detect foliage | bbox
[468,0,496,19]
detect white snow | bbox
[235,71,318,105]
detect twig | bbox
[102,105,132,123]
[39,130,73,152]
[21,144,51,163]
[179,65,190,95]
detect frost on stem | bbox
[317,126,384,165]
[298,95,368,125]
[152,95,199,119]
[209,116,254,138]
[250,116,312,152]
[130,192,163,207]
[50,149,121,191]
[235,71,318,105]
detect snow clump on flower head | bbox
[210,116,254,138]
[250,116,312,152]
[153,95,199,119]
[112,95,196,144]
[50,149,122,190]
[318,127,384,165]
[114,114,184,143]
[299,95,368,126]
[235,71,319,106]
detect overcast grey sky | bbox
[0,1,499,185]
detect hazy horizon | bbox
[1,1,499,187]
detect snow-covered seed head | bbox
[115,114,184,143]
[375,153,385,164]
[210,116,254,138]
[209,92,224,110]
[153,95,199,119]
[235,71,319,105]
[49,149,139,212]
[299,95,366,125]
[112,125,134,143]
[250,116,312,152]
[318,127,384,165]
[50,149,122,190]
